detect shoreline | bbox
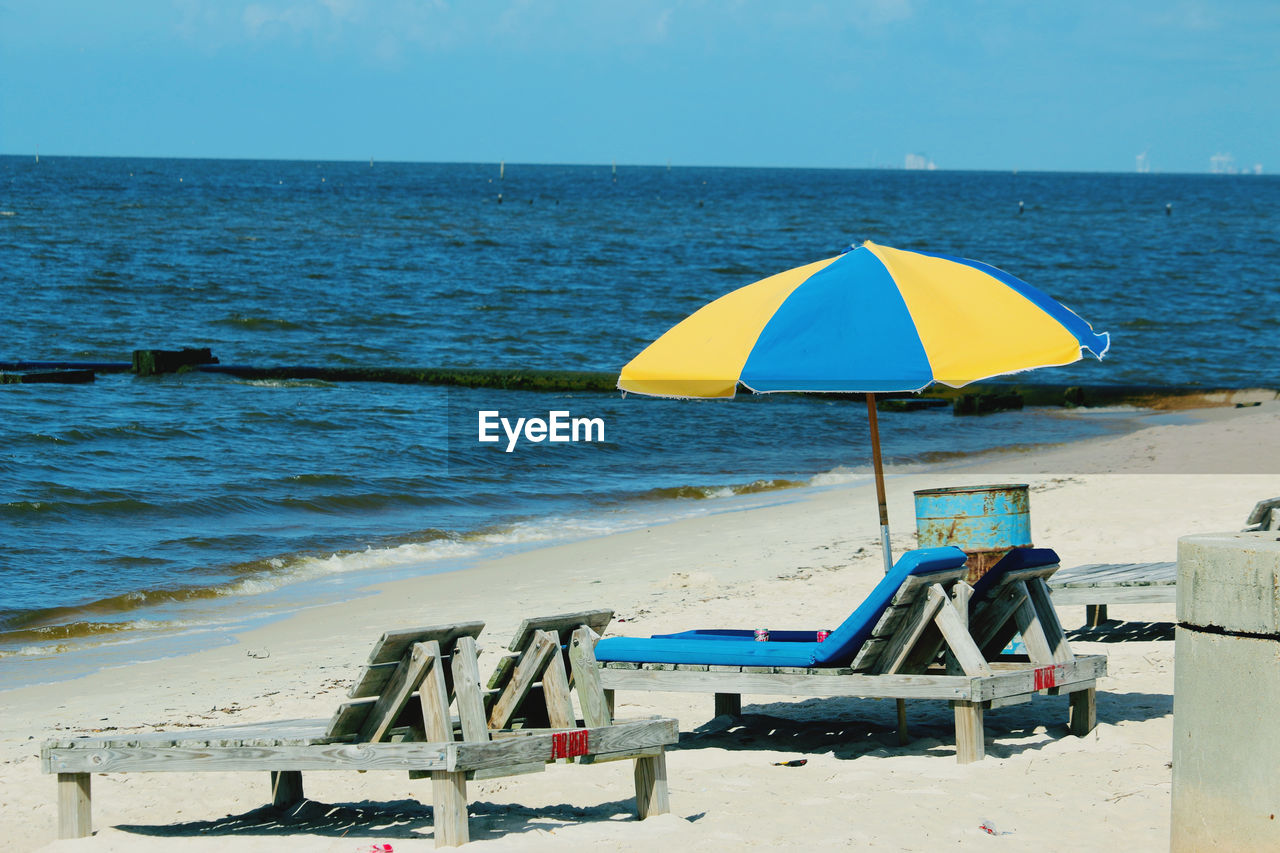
[0,400,1254,690]
[5,402,1279,849]
[0,400,1165,685]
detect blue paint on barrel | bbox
[913,484,1032,552]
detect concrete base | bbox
[1172,627,1280,851]
[1172,532,1280,852]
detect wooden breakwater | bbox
[1,349,1275,411]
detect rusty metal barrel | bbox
[913,484,1031,583]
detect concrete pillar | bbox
[1171,532,1280,852]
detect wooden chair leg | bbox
[1069,687,1097,736]
[1086,604,1108,627]
[57,772,91,839]
[954,701,985,764]
[270,770,304,809]
[634,751,670,818]
[432,770,470,847]
[713,693,741,717]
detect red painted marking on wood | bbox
[1034,665,1057,690]
[551,729,589,759]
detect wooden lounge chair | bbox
[594,547,1104,764]
[42,617,677,847]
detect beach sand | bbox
[5,402,1279,851]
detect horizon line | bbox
[0,151,1267,178]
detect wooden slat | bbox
[868,604,909,640]
[930,587,993,678]
[1026,577,1074,664]
[889,568,966,606]
[1052,562,1175,585]
[539,633,577,730]
[898,622,946,675]
[877,582,947,674]
[467,762,546,780]
[1013,592,1056,665]
[598,654,1108,704]
[505,610,613,653]
[450,718,678,773]
[944,581,975,676]
[450,636,490,743]
[970,584,1028,651]
[356,641,434,743]
[568,627,613,728]
[43,718,337,751]
[1047,562,1178,612]
[487,631,558,730]
[44,742,450,774]
[600,666,980,700]
[365,621,484,666]
[849,637,889,671]
[866,569,965,641]
[418,641,453,743]
[951,581,973,629]
[577,746,664,765]
[347,622,482,701]
[992,564,1060,586]
[1048,586,1177,605]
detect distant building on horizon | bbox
[904,152,937,171]
[1136,150,1151,173]
[1210,152,1236,174]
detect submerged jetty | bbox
[1,348,1275,412]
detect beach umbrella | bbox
[619,240,1110,572]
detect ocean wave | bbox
[0,485,457,522]
[235,378,337,389]
[15,422,202,445]
[0,519,615,649]
[0,617,210,647]
[216,313,306,331]
[808,466,872,487]
[638,479,805,501]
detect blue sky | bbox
[2,1,1277,172]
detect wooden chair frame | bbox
[598,565,1104,764]
[43,614,676,847]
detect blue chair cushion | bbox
[593,546,969,668]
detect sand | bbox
[4,402,1279,851]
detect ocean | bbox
[2,156,1277,685]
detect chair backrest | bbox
[969,547,1061,602]
[812,546,968,666]
[965,547,1068,662]
[486,609,613,730]
[324,621,485,742]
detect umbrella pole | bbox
[866,394,893,573]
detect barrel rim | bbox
[912,484,1029,499]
